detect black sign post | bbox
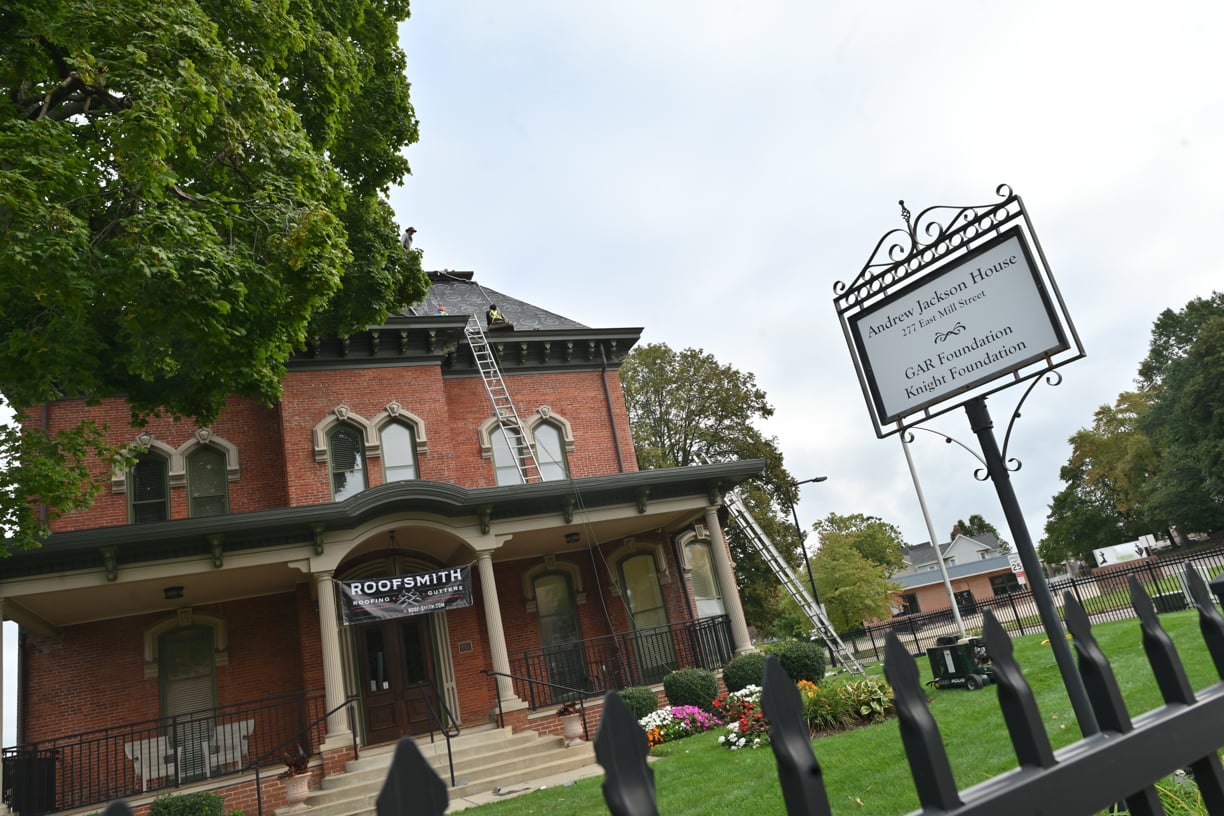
[834,185,1097,737]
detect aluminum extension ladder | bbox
[464,316,542,484]
[722,489,865,675]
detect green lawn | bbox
[463,611,1219,815]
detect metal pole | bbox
[964,396,1099,737]
[899,433,966,636]
[789,476,828,604]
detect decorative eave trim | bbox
[12,462,766,576]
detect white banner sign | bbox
[850,227,1069,424]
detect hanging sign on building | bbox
[834,187,1084,437]
[339,565,474,624]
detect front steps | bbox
[293,726,598,816]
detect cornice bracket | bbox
[100,546,118,582]
[209,534,224,568]
[634,487,650,514]
[311,522,326,556]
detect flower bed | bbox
[639,704,722,747]
[713,685,770,750]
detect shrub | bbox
[713,685,770,749]
[801,675,895,734]
[770,639,826,684]
[662,667,719,710]
[722,652,767,693]
[618,686,659,720]
[151,793,225,816]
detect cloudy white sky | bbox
[7,1,1224,746]
[390,2,1224,549]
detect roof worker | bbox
[401,226,416,251]
[435,304,447,316]
[486,303,513,331]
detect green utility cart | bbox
[927,635,993,690]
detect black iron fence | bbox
[2,688,328,815]
[842,546,1224,664]
[377,563,1224,816]
[507,616,733,708]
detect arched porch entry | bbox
[337,547,465,744]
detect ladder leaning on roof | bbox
[721,489,865,675]
[464,315,542,484]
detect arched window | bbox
[159,624,216,781]
[130,453,169,524]
[491,424,570,485]
[329,425,367,501]
[380,422,419,482]
[533,423,569,481]
[187,446,228,517]
[618,552,675,683]
[533,572,586,695]
[491,427,525,486]
[685,541,725,618]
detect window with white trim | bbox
[533,423,568,481]
[130,453,169,524]
[684,541,724,618]
[187,446,228,517]
[380,422,419,482]
[329,424,367,500]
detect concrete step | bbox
[295,728,598,816]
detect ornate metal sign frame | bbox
[833,184,1085,438]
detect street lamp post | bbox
[789,476,828,605]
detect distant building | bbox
[892,533,1016,615]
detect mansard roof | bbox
[290,270,642,374]
[411,270,588,331]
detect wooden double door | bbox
[356,617,437,744]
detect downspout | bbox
[599,345,627,471]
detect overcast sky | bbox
[390,1,1224,551]
[8,1,1224,747]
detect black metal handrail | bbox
[3,688,331,815]
[406,682,461,786]
[249,694,360,816]
[505,616,732,706]
[480,669,591,743]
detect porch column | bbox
[313,571,352,742]
[705,505,755,655]
[475,551,526,708]
[0,598,7,815]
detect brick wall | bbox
[45,358,638,532]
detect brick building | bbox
[0,271,761,813]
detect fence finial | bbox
[595,691,658,816]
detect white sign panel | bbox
[849,227,1069,424]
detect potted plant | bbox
[556,702,584,746]
[281,744,312,811]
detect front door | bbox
[357,617,436,743]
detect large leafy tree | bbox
[951,514,1009,550]
[1,0,429,551]
[619,343,800,633]
[1040,293,1224,564]
[810,512,905,631]
[1137,293,1224,534]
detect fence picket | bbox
[593,692,658,816]
[980,612,1054,769]
[760,658,832,816]
[884,634,963,812]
